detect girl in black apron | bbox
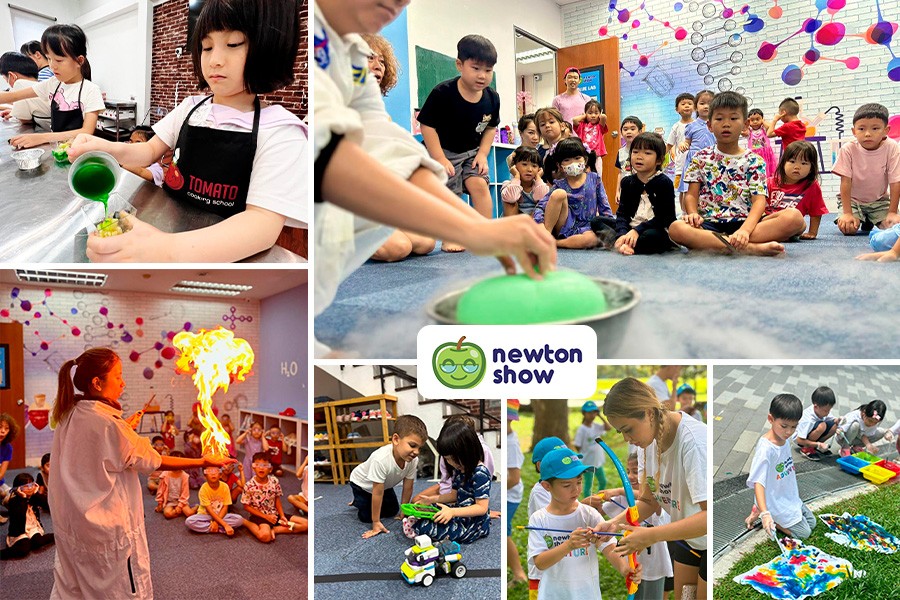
[65,0,304,263]
[4,24,101,149]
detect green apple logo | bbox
[433,336,486,389]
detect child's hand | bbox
[590,520,619,542]
[678,140,689,153]
[621,230,639,248]
[568,527,592,550]
[86,215,173,263]
[67,133,110,160]
[537,167,543,180]
[433,503,456,524]
[418,495,439,505]
[9,132,47,149]
[885,431,895,443]
[760,511,775,536]
[209,521,219,533]
[224,524,235,536]
[465,215,557,280]
[729,229,750,250]
[622,560,643,586]
[817,441,830,452]
[509,164,519,179]
[866,443,879,455]
[155,503,164,513]
[362,521,388,539]
[614,524,655,556]
[836,213,860,235]
[440,158,456,177]
[883,212,900,228]
[472,153,489,176]
[237,463,244,473]
[682,213,704,228]
[856,250,900,262]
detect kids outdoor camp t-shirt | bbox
[508,430,525,504]
[574,423,607,468]
[527,481,552,580]
[765,177,827,217]
[638,412,708,550]
[348,443,418,492]
[527,503,615,600]
[417,77,500,154]
[795,404,828,439]
[746,437,802,529]
[831,138,900,204]
[840,408,883,439]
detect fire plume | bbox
[173,327,254,458]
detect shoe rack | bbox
[313,394,398,485]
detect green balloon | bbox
[456,271,607,324]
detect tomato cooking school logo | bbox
[419,326,597,399]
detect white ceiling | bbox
[0,268,307,301]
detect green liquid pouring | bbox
[71,160,116,214]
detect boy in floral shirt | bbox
[241,452,307,542]
[668,91,805,256]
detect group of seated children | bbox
[745,389,897,541]
[502,79,899,259]
[347,414,493,546]
[146,414,307,543]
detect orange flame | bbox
[173,327,254,458]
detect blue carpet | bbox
[0,467,307,599]
[313,478,501,600]
[316,215,897,359]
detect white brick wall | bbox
[2,284,261,464]
[561,0,900,205]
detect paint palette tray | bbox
[836,455,869,475]
[851,451,881,463]
[875,459,900,478]
[860,463,895,485]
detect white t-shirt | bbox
[574,422,607,468]
[10,79,51,130]
[746,437,802,529]
[31,77,104,128]
[527,481,552,580]
[889,419,900,437]
[508,430,525,504]
[602,496,673,581]
[348,443,417,492]
[795,404,828,440]
[646,375,672,403]
[666,120,690,173]
[839,408,883,440]
[638,412,707,550]
[152,95,309,228]
[528,503,615,600]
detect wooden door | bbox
[0,322,26,469]
[557,38,621,211]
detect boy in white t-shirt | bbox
[507,404,527,588]
[348,415,427,539]
[526,436,570,600]
[572,400,609,498]
[528,449,641,600]
[746,394,816,539]
[794,386,840,460]
[666,93,696,211]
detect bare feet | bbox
[741,241,785,256]
[617,244,635,255]
[441,241,465,252]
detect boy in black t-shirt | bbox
[418,35,501,251]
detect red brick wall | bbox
[150,0,308,123]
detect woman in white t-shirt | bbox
[596,377,708,600]
[67,0,308,263]
[1,25,103,148]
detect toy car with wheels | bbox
[401,534,467,586]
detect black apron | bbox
[50,79,84,132]
[162,95,260,218]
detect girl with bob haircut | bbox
[49,348,234,598]
[595,377,709,600]
[67,0,308,263]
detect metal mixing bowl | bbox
[426,277,641,356]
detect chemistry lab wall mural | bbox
[563,0,899,199]
[0,285,260,463]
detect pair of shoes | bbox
[369,409,381,420]
[402,516,418,539]
[346,432,361,439]
[840,447,851,458]
[799,446,820,461]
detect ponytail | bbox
[52,348,120,428]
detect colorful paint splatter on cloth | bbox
[733,537,865,600]
[819,513,900,553]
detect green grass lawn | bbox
[714,483,900,599]
[508,410,635,600]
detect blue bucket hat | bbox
[540,448,590,482]
[581,400,599,413]
[532,437,568,464]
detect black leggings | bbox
[0,533,55,560]
[632,228,676,254]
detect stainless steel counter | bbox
[0,120,305,263]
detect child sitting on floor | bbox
[403,421,491,544]
[155,451,196,519]
[1,473,55,560]
[764,141,827,239]
[668,91,805,256]
[183,430,204,489]
[147,436,168,494]
[349,415,427,539]
[413,414,495,505]
[501,146,550,217]
[185,466,243,536]
[0,413,20,510]
[833,399,892,457]
[241,452,307,542]
[746,394,816,539]
[266,426,285,477]
[794,386,840,460]
[222,461,246,504]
